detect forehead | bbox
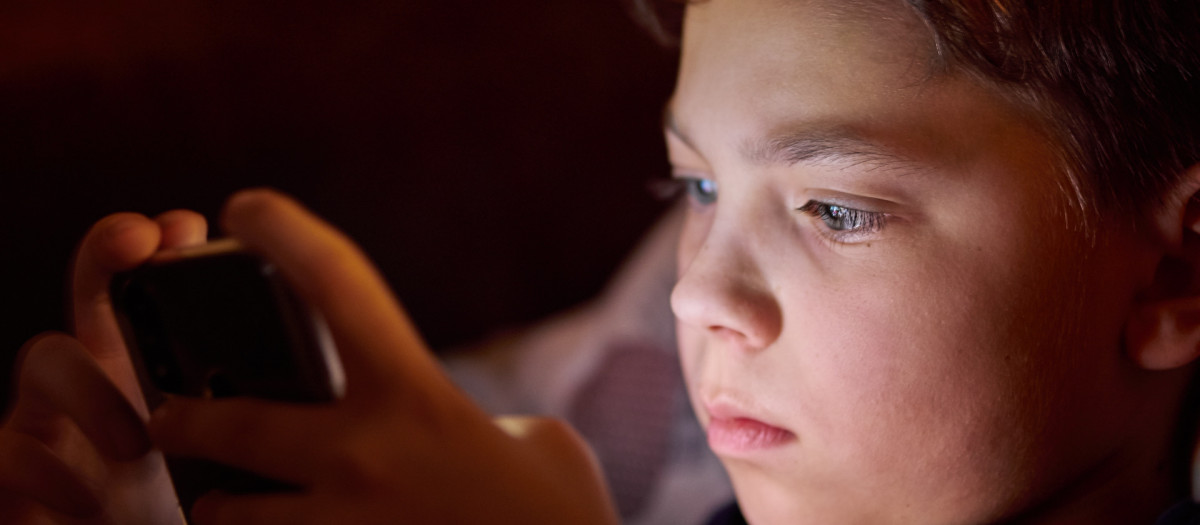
[673,0,935,144]
[672,0,1041,175]
[676,0,926,119]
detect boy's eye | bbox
[649,177,718,207]
[797,200,887,241]
[685,177,718,206]
[662,178,715,207]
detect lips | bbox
[704,402,796,454]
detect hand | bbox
[147,189,619,525]
[1,210,207,524]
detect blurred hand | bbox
[147,189,619,525]
[1,210,207,524]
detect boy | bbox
[650,0,1200,523]
[2,0,1198,523]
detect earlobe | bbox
[1126,163,1200,371]
[1126,297,1200,370]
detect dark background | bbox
[0,1,679,405]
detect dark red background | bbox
[0,1,679,405]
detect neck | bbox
[1007,370,1194,525]
[1007,448,1179,525]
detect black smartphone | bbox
[110,239,344,516]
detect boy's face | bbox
[668,0,1162,523]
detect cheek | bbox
[786,275,1022,461]
[767,229,1093,502]
[676,320,707,418]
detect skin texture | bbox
[4,2,1200,523]
[0,190,619,525]
[667,0,1197,523]
[1,211,199,525]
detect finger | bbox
[9,333,150,461]
[69,213,163,414]
[0,429,102,518]
[70,213,161,361]
[148,396,336,485]
[155,209,208,248]
[191,491,313,525]
[219,189,441,398]
[495,416,620,525]
[496,415,607,483]
[0,494,38,525]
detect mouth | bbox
[704,403,796,455]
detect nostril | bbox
[670,233,783,351]
[709,326,748,343]
[707,308,780,351]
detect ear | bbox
[1126,163,1200,370]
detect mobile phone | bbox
[110,239,344,515]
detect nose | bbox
[670,225,782,352]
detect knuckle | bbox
[394,395,462,442]
[14,333,77,401]
[526,416,579,442]
[521,417,595,463]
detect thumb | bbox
[494,415,619,524]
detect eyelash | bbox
[796,201,888,242]
[654,176,888,243]
[653,177,717,207]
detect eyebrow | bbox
[664,107,925,174]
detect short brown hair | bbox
[631,0,1200,224]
